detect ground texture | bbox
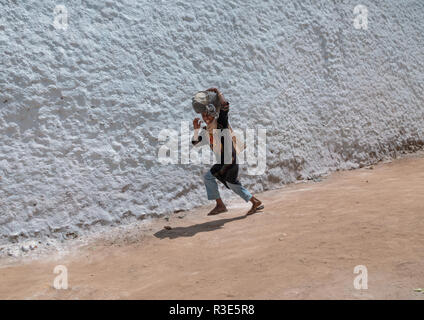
[0,152,423,299]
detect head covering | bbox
[192,91,220,118]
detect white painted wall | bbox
[0,0,423,243]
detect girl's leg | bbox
[247,196,263,215]
[204,171,227,215]
[227,182,252,202]
[203,170,220,200]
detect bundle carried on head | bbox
[192,91,221,118]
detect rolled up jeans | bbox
[203,170,252,202]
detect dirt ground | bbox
[1,152,424,299]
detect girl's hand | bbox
[193,117,201,129]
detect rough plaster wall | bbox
[0,0,423,243]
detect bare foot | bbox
[208,205,228,216]
[247,198,263,215]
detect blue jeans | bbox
[203,170,252,202]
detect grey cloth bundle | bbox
[192,91,221,118]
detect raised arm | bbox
[192,117,207,147]
[207,88,230,128]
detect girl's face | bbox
[201,112,214,124]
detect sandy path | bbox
[1,153,424,300]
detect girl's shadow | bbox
[154,214,248,239]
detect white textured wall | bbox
[0,0,423,243]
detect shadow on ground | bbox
[154,214,248,239]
